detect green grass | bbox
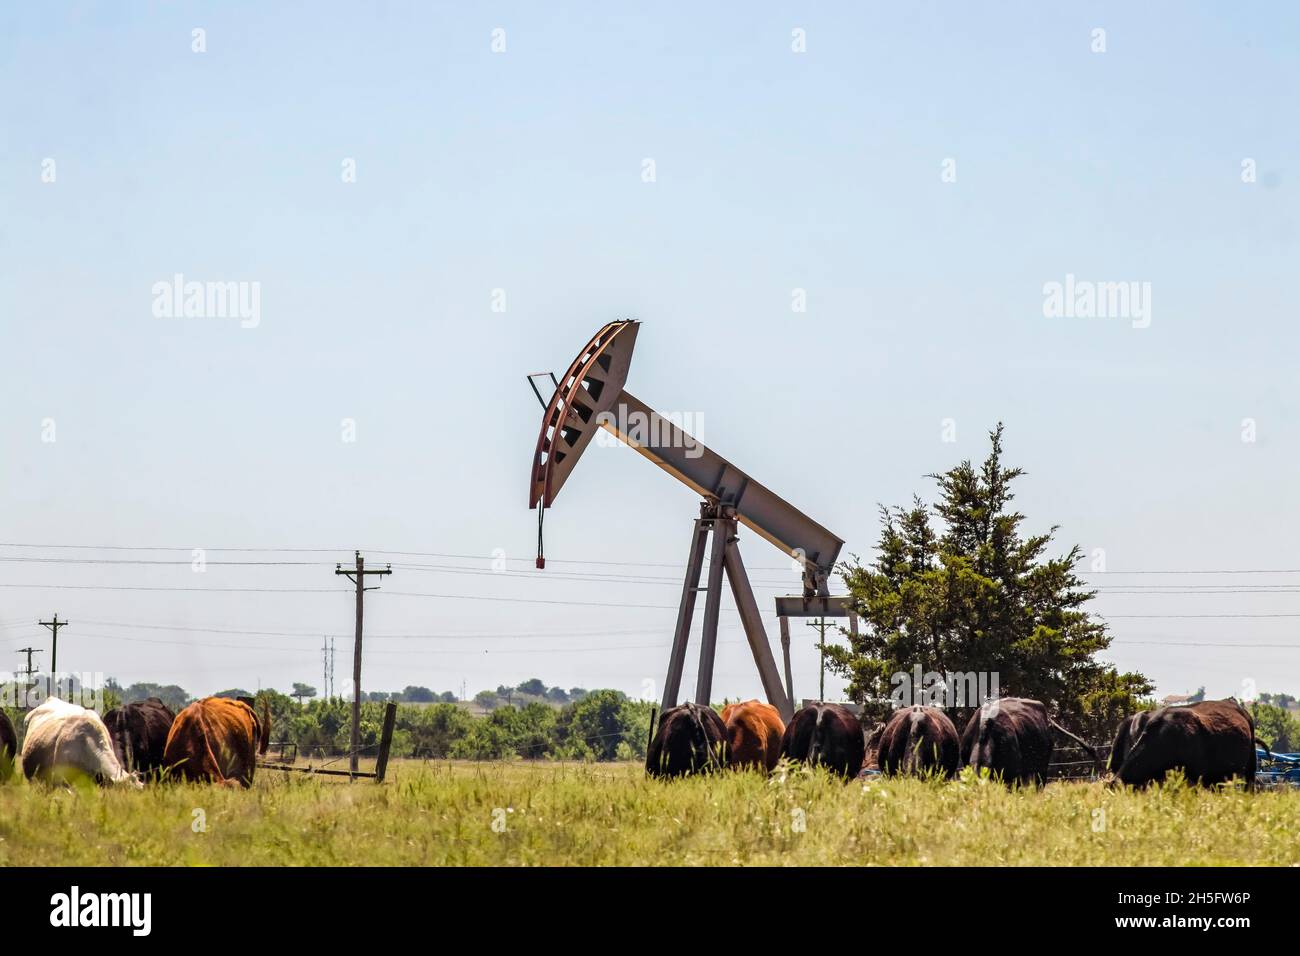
[1,759,1297,866]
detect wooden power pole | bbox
[16,647,40,708]
[39,613,68,676]
[807,617,834,701]
[335,551,391,775]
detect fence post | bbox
[375,702,398,783]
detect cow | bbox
[877,705,960,778]
[1112,698,1261,789]
[102,697,176,778]
[780,703,865,779]
[1108,710,1154,774]
[720,700,785,772]
[20,697,141,788]
[163,695,271,787]
[859,720,886,776]
[645,702,728,778]
[0,709,17,782]
[960,697,1098,787]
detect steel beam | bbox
[774,594,855,618]
[693,513,728,706]
[723,531,794,722]
[601,390,843,593]
[661,518,709,711]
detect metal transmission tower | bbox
[527,320,853,722]
[335,552,392,774]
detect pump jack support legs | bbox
[659,500,795,724]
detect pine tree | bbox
[825,424,1151,736]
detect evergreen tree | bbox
[825,424,1151,735]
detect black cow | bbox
[0,710,17,782]
[1108,710,1154,774]
[877,705,960,778]
[1113,699,1261,788]
[961,698,1098,787]
[102,697,176,777]
[646,702,728,778]
[780,703,865,779]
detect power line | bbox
[1101,613,1300,619]
[65,618,740,640]
[0,584,345,593]
[0,557,322,566]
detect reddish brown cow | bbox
[163,696,270,787]
[720,700,785,771]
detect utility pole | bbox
[335,551,391,775]
[39,613,68,676]
[807,617,834,701]
[16,647,40,709]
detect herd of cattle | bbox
[0,695,270,788]
[0,692,1270,791]
[647,696,1271,788]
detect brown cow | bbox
[163,696,270,787]
[960,697,1098,787]
[646,702,728,778]
[1113,699,1261,789]
[780,703,865,779]
[877,705,960,778]
[720,700,785,771]
[1108,710,1154,774]
[0,709,17,782]
[103,697,175,778]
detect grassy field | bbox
[2,758,1298,866]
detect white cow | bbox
[21,697,141,788]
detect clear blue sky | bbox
[2,2,1298,704]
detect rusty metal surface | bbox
[528,319,639,510]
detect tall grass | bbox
[1,760,1296,866]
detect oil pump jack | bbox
[528,320,855,723]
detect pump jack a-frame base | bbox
[663,499,793,722]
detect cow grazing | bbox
[720,700,785,771]
[102,697,176,778]
[20,697,140,788]
[0,709,17,782]
[961,697,1098,787]
[1108,710,1153,774]
[859,721,886,776]
[780,703,865,779]
[163,695,271,787]
[646,702,728,778]
[1113,698,1260,789]
[877,705,960,778]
